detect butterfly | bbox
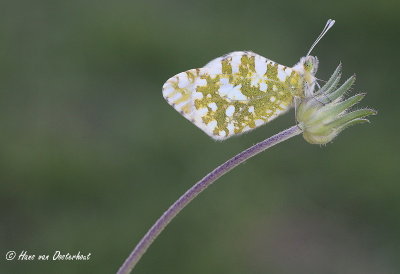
[162,19,335,140]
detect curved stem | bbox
[117,125,302,274]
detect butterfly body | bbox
[162,19,334,140]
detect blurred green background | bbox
[1,0,399,273]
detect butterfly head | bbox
[303,55,319,75]
[293,55,319,97]
[302,55,319,87]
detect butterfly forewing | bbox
[162,51,303,140]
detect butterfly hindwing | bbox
[162,51,301,140]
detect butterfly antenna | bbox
[306,19,335,56]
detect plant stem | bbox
[117,125,302,274]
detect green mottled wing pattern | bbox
[162,51,304,140]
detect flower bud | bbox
[297,64,377,145]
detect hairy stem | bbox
[117,125,302,274]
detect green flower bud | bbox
[297,64,377,145]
